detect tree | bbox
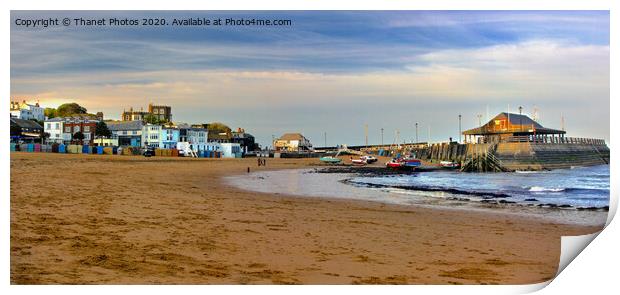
[72,131,85,144]
[44,108,57,119]
[207,122,232,141]
[143,113,162,124]
[95,121,111,138]
[57,103,88,117]
[207,122,231,133]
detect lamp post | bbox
[458,114,462,143]
[415,122,418,144]
[519,106,523,133]
[364,124,368,148]
[324,131,327,148]
[380,128,384,146]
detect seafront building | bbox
[220,142,243,158]
[11,118,43,142]
[462,112,566,144]
[121,103,172,122]
[107,120,145,147]
[274,133,313,152]
[43,116,99,145]
[142,123,162,148]
[10,100,45,121]
[13,100,259,158]
[160,126,180,149]
[232,128,257,153]
[179,125,209,152]
[44,118,67,144]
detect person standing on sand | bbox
[257,157,262,166]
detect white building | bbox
[274,133,313,152]
[179,127,208,152]
[142,123,162,148]
[10,100,45,121]
[43,118,68,144]
[220,143,242,158]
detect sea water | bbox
[348,165,609,210]
[225,165,610,226]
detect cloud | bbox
[10,11,610,145]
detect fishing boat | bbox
[440,161,460,169]
[351,158,367,165]
[401,158,422,168]
[386,157,422,170]
[386,158,403,168]
[320,156,342,164]
[362,155,378,163]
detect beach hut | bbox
[10,143,16,152]
[97,146,104,154]
[82,145,90,154]
[112,146,118,155]
[58,144,66,153]
[171,149,179,157]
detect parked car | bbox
[143,148,155,157]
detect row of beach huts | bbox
[10,143,226,158]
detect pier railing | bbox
[502,136,606,145]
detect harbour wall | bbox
[361,137,609,171]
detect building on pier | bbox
[462,112,566,144]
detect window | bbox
[65,127,71,133]
[55,123,59,130]
[74,126,80,132]
[46,123,51,129]
[133,131,137,135]
[84,126,90,132]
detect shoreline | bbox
[224,167,608,227]
[11,152,604,284]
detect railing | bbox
[501,136,606,145]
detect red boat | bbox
[386,157,422,169]
[386,159,403,168]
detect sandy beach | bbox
[10,152,604,284]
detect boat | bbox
[440,161,460,169]
[320,156,342,164]
[362,155,378,164]
[401,158,422,168]
[386,158,403,168]
[351,158,367,165]
[386,156,422,170]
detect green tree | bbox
[95,121,112,138]
[44,108,57,119]
[207,122,232,140]
[57,103,88,117]
[143,113,162,124]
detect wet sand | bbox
[10,152,604,284]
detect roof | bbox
[463,112,565,135]
[278,133,306,141]
[107,120,144,131]
[10,118,43,129]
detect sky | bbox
[10,11,610,146]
